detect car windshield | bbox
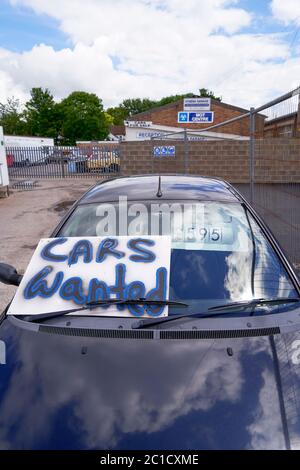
[58,200,298,315]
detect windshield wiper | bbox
[208,297,300,312]
[132,297,300,329]
[24,298,188,323]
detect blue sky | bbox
[0,0,299,108]
[0,0,69,51]
[0,0,295,51]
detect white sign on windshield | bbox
[7,236,171,318]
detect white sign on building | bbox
[136,131,167,139]
[183,98,211,111]
[124,121,153,128]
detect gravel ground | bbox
[0,178,98,312]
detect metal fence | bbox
[251,90,300,274]
[149,86,300,272]
[230,88,300,274]
[6,144,121,179]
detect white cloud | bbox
[271,0,300,25]
[247,369,285,450]
[0,0,299,108]
[10,0,252,44]
[0,333,244,449]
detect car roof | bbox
[79,175,240,204]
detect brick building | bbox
[264,111,300,138]
[123,98,266,141]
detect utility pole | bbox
[184,128,189,174]
[249,107,255,204]
[296,90,300,137]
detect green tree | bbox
[107,96,181,124]
[156,93,194,107]
[0,97,27,135]
[106,106,129,125]
[24,87,60,137]
[198,88,221,101]
[120,98,157,116]
[59,91,109,144]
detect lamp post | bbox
[56,134,63,146]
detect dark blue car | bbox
[1,175,300,450]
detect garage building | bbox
[120,97,266,142]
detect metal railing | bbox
[6,145,121,179]
[251,89,300,273]
[149,87,300,271]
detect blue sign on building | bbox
[153,146,176,157]
[178,112,214,123]
[177,112,189,123]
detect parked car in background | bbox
[11,148,49,166]
[46,148,72,164]
[87,149,120,173]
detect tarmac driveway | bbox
[0,179,98,312]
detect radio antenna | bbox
[156,175,163,198]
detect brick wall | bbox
[128,99,265,137]
[120,139,300,183]
[254,139,300,183]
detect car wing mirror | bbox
[0,263,22,286]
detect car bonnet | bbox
[1,317,300,450]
